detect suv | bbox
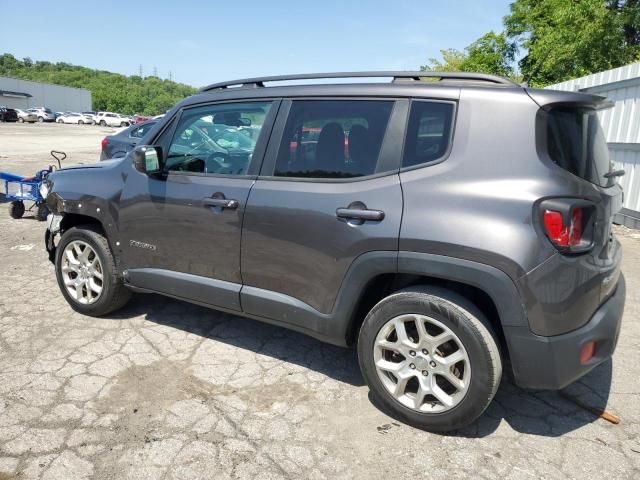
[95,112,130,127]
[0,106,18,122]
[42,72,625,432]
[27,107,56,122]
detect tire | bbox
[120,122,127,127]
[38,116,44,123]
[9,201,25,219]
[57,119,64,124]
[35,203,49,221]
[55,225,132,316]
[357,286,502,432]
[91,120,96,125]
[100,120,106,127]
[18,117,24,123]
[78,120,84,125]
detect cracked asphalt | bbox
[0,123,639,479]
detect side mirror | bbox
[133,146,162,175]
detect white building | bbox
[548,63,640,228]
[0,76,91,113]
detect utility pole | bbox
[138,64,143,77]
[153,66,158,77]
[168,71,173,82]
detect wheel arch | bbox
[342,251,527,361]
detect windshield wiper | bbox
[604,169,625,179]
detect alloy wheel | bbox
[374,314,471,413]
[60,240,104,304]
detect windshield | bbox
[546,107,614,188]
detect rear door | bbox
[240,98,406,317]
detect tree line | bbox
[0,53,196,115]
[422,0,640,86]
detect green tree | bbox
[506,0,640,85]
[0,53,197,115]
[421,32,517,79]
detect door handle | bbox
[336,207,385,221]
[203,197,239,209]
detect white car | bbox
[95,112,130,127]
[56,112,92,125]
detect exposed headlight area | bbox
[39,181,50,200]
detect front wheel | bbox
[78,120,84,125]
[357,286,502,432]
[55,225,132,316]
[18,117,24,123]
[99,120,106,127]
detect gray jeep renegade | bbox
[43,72,625,432]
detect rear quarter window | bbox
[402,101,455,169]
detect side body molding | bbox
[397,252,528,328]
[126,251,527,350]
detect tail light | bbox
[101,137,107,151]
[539,199,594,253]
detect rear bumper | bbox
[505,273,625,390]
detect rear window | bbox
[546,107,614,188]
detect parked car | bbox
[14,109,38,123]
[56,112,93,125]
[132,115,151,125]
[43,71,626,432]
[82,112,97,124]
[94,112,130,127]
[0,106,18,122]
[27,107,56,122]
[100,120,158,161]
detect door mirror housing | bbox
[133,146,162,175]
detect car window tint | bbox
[402,101,454,168]
[130,122,156,139]
[274,100,393,179]
[165,102,272,176]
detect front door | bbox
[241,99,406,319]
[118,100,278,311]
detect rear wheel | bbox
[100,120,106,127]
[9,201,25,219]
[120,122,127,127]
[57,118,64,124]
[55,225,132,316]
[35,203,49,221]
[357,286,502,432]
[78,120,84,125]
[38,117,44,123]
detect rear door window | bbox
[274,100,394,179]
[546,107,614,188]
[402,101,455,168]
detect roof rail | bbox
[199,71,517,91]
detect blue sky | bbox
[0,0,512,87]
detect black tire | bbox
[18,117,24,123]
[78,120,84,125]
[38,116,44,123]
[357,286,502,432]
[55,225,132,316]
[100,120,106,127]
[120,122,127,127]
[9,201,25,219]
[35,203,49,221]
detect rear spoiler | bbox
[525,88,614,111]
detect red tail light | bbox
[543,207,584,247]
[101,137,107,151]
